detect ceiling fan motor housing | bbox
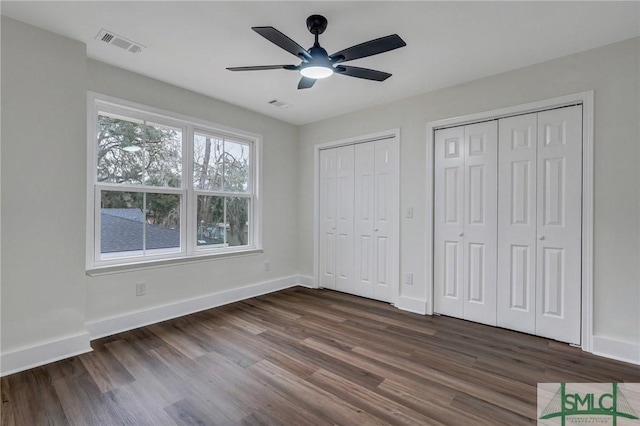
[308,45,331,62]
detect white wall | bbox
[1,17,88,351]
[298,37,640,346]
[1,17,300,370]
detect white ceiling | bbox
[2,1,639,125]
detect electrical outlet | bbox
[264,261,270,272]
[136,282,146,296]
[404,273,413,285]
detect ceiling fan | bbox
[227,15,406,89]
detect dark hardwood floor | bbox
[2,287,639,425]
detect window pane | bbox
[194,134,223,191]
[97,115,182,187]
[97,115,145,185]
[193,135,250,193]
[145,193,181,252]
[196,195,226,247]
[226,197,249,247]
[224,140,250,193]
[101,191,144,256]
[196,196,249,248]
[144,123,182,188]
[101,191,181,258]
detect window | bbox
[193,132,252,248]
[88,94,261,269]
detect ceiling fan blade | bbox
[227,65,297,71]
[330,34,406,64]
[252,26,312,61]
[335,65,392,81]
[298,77,316,89]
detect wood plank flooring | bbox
[2,287,639,425]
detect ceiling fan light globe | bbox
[300,66,333,79]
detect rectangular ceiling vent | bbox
[96,29,145,54]
[268,99,292,109]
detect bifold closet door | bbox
[319,145,355,291]
[497,105,582,344]
[535,106,582,345]
[354,142,375,299]
[434,126,465,318]
[372,139,399,302]
[319,148,337,289]
[463,122,498,325]
[353,139,398,303]
[434,122,497,325]
[497,113,538,334]
[335,145,355,294]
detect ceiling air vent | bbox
[268,99,292,109]
[96,29,145,54]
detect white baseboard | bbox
[4,286,636,377]
[297,275,316,288]
[1,275,309,377]
[86,275,304,340]
[592,335,640,365]
[396,296,429,315]
[1,332,92,377]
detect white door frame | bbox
[314,129,401,305]
[426,91,594,352]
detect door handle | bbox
[458,232,464,237]
[374,228,379,232]
[538,235,545,240]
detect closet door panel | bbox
[497,113,537,334]
[335,145,355,294]
[462,121,498,326]
[354,142,375,298]
[319,149,337,289]
[434,127,465,318]
[373,139,398,303]
[535,105,582,344]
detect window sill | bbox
[86,248,264,276]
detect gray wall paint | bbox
[1,17,88,350]
[298,37,640,344]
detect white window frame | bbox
[86,93,262,273]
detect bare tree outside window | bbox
[194,134,250,247]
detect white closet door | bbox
[319,148,337,289]
[335,145,355,294]
[497,113,538,334]
[372,139,399,303]
[321,136,398,304]
[462,121,498,326]
[535,105,582,344]
[434,127,465,318]
[354,142,375,299]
